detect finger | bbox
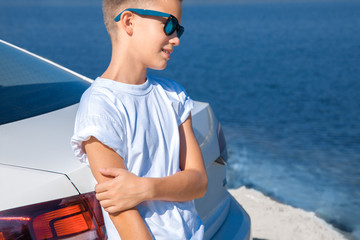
[99,199,113,209]
[99,168,124,178]
[95,191,109,201]
[105,205,123,214]
[95,182,110,193]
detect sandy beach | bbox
[229,187,348,240]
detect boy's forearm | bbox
[145,115,208,203]
[109,208,152,240]
[146,168,208,202]
[94,166,206,213]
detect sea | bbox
[1,0,359,239]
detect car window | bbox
[0,42,90,125]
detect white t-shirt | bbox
[71,76,204,240]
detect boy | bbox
[71,0,208,239]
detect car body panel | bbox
[0,164,78,211]
[66,165,97,194]
[0,104,82,173]
[191,101,221,167]
[211,196,252,240]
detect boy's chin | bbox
[149,64,167,71]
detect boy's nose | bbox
[169,35,180,46]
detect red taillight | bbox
[32,204,92,239]
[0,192,106,240]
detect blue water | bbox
[1,0,359,239]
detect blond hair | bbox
[102,0,149,40]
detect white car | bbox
[0,39,251,240]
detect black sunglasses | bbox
[114,8,184,38]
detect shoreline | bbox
[229,186,349,240]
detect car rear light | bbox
[215,122,228,165]
[0,192,106,240]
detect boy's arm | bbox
[83,137,152,240]
[149,113,208,201]
[96,114,208,213]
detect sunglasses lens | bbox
[164,16,184,38]
[177,26,184,38]
[165,18,176,35]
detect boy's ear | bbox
[120,11,134,35]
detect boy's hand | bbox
[95,168,150,214]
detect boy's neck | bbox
[101,45,147,85]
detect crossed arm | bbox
[84,136,152,239]
[83,114,208,238]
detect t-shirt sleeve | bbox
[178,88,194,125]
[70,92,126,165]
[157,77,194,126]
[71,115,126,164]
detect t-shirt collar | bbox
[94,76,153,95]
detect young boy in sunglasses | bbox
[71,0,207,239]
